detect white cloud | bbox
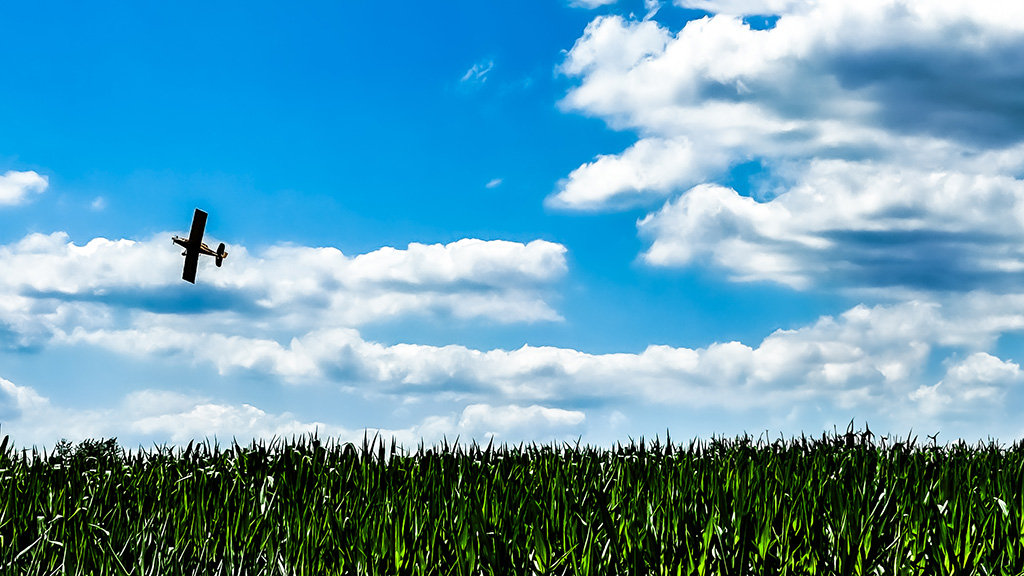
[344,238,565,288]
[0,170,48,206]
[570,0,618,8]
[51,297,1022,422]
[677,0,1024,23]
[0,376,109,446]
[0,233,568,352]
[0,375,49,413]
[644,0,662,20]
[485,178,503,189]
[461,60,494,84]
[548,4,1024,442]
[548,138,723,210]
[674,0,811,15]
[559,16,668,81]
[555,5,1024,209]
[0,375,587,450]
[456,403,585,440]
[551,1,1024,297]
[127,393,342,444]
[909,353,1023,417]
[8,287,1024,447]
[0,229,584,447]
[0,376,331,448]
[638,161,1024,291]
[2,232,179,293]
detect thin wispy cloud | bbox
[570,0,618,8]
[460,60,494,84]
[643,0,661,20]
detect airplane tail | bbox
[216,242,227,267]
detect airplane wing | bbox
[181,208,208,283]
[182,249,200,283]
[188,208,208,248]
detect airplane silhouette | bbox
[172,208,228,284]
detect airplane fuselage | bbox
[172,235,220,257]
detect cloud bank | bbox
[5,293,1024,447]
[0,232,567,352]
[3,226,1024,446]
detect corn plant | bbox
[1,423,1023,575]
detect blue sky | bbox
[3,0,1024,449]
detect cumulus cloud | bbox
[551,0,1024,297]
[0,376,49,414]
[638,161,1024,291]
[0,170,48,205]
[0,376,110,446]
[0,376,347,448]
[0,375,587,449]
[7,291,1024,445]
[0,233,568,351]
[456,404,585,440]
[50,296,1024,434]
[549,138,723,210]
[555,5,1024,209]
[674,0,811,15]
[0,230,587,447]
[909,353,1023,417]
[126,390,346,444]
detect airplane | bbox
[172,208,228,283]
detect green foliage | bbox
[0,424,1022,574]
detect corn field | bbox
[1,424,1023,575]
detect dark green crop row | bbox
[1,424,1023,575]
